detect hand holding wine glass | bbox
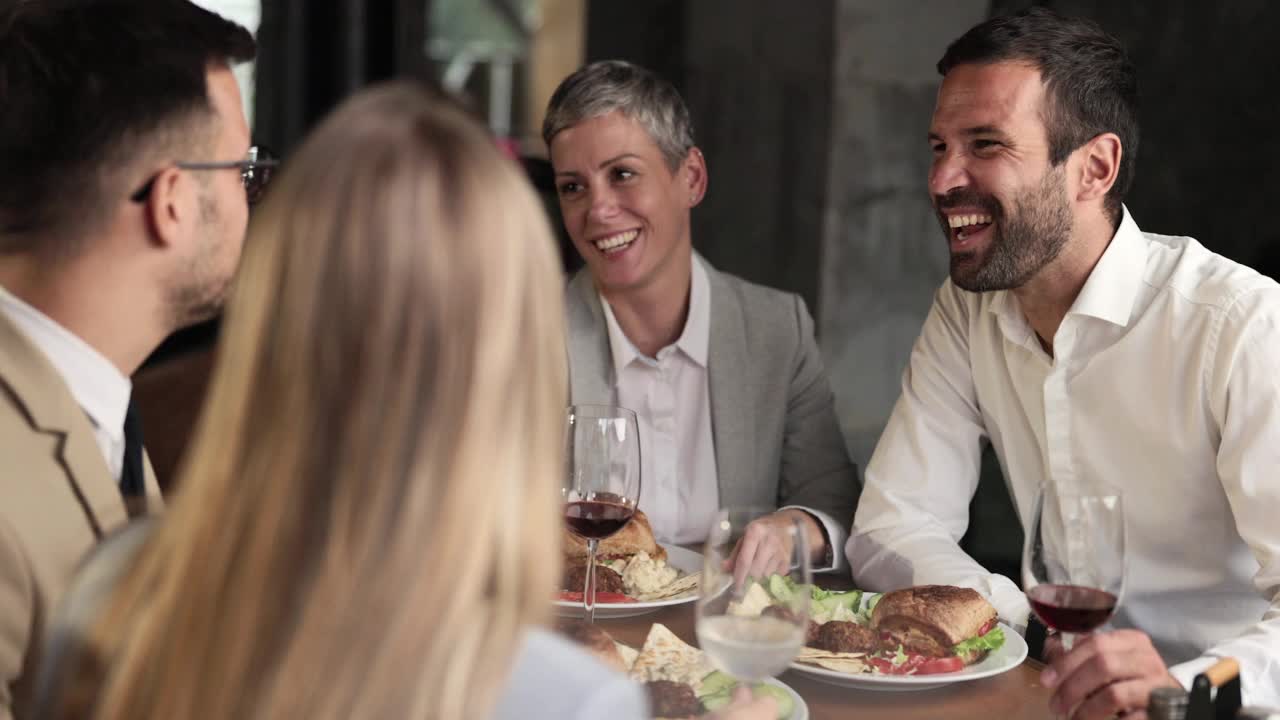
[563,405,641,623]
[1022,480,1126,651]
[696,508,812,683]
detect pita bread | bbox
[634,572,701,602]
[797,655,871,674]
[615,641,639,672]
[795,645,871,674]
[628,623,712,689]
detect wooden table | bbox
[602,602,1053,720]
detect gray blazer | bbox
[565,257,859,525]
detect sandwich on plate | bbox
[775,582,1005,676]
[866,585,1005,673]
[560,509,697,602]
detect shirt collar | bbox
[0,284,131,442]
[1065,206,1148,327]
[986,205,1148,328]
[600,254,711,372]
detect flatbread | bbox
[634,572,701,602]
[798,656,871,674]
[795,646,870,674]
[628,623,712,689]
[615,641,639,672]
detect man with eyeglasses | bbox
[0,3,258,717]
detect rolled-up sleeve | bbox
[846,283,1028,628]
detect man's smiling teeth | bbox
[947,213,993,229]
[594,229,638,252]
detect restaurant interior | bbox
[67,0,1280,718]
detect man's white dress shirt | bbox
[0,285,130,482]
[848,209,1280,703]
[601,256,847,568]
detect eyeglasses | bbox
[129,145,279,205]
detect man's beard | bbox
[937,165,1073,293]
[167,192,234,328]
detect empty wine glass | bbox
[1022,480,1126,651]
[563,405,641,623]
[696,508,812,682]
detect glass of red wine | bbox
[1022,480,1126,651]
[564,405,641,623]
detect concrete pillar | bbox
[820,0,989,467]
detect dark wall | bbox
[993,0,1280,277]
[585,0,833,316]
[255,0,431,157]
[585,0,686,96]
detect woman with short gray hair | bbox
[546,60,860,583]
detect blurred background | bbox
[147,0,1280,582]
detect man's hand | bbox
[1040,629,1181,718]
[706,686,777,720]
[728,509,827,586]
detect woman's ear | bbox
[682,147,708,208]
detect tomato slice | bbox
[557,590,636,604]
[916,656,966,674]
[869,653,965,675]
[869,657,900,674]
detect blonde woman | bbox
[33,81,645,720]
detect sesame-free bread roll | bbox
[870,585,997,655]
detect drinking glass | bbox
[563,405,641,623]
[696,508,812,681]
[1022,480,1126,651]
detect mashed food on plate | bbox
[606,551,679,596]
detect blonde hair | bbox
[71,81,567,719]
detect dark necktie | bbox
[119,398,147,516]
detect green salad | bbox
[696,671,794,720]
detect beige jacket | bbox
[0,310,160,720]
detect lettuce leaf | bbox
[810,590,862,624]
[953,626,1005,660]
[768,574,796,603]
[892,644,908,667]
[855,592,882,624]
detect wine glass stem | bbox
[1060,631,1076,652]
[584,538,599,624]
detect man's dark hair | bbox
[0,0,256,255]
[937,7,1138,226]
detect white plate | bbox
[760,677,809,720]
[788,621,1028,691]
[555,545,702,619]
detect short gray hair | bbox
[542,60,695,171]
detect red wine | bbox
[564,500,634,539]
[1028,584,1117,633]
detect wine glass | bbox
[1021,480,1126,651]
[563,405,641,623]
[696,508,812,682]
